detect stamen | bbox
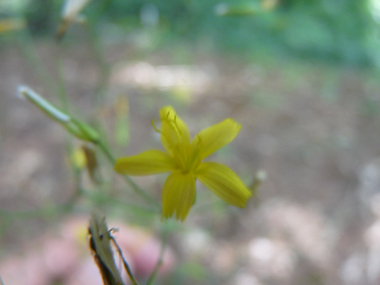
[152,117,184,168]
[151,119,161,134]
[162,113,182,143]
[152,119,173,151]
[156,109,189,170]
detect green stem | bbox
[97,141,160,209]
[110,235,141,285]
[17,25,56,97]
[55,50,70,113]
[83,22,110,106]
[146,230,169,285]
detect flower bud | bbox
[18,86,70,123]
[18,85,100,143]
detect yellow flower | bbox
[114,106,252,221]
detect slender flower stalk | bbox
[114,106,252,221]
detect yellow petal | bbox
[159,106,190,154]
[114,150,176,176]
[162,171,195,221]
[196,162,251,207]
[191,119,241,160]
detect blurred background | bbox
[1,0,380,284]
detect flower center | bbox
[153,115,202,174]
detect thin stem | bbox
[54,42,87,203]
[97,140,116,164]
[110,235,141,285]
[17,28,56,96]
[83,22,110,106]
[97,141,161,209]
[55,49,70,113]
[146,227,169,285]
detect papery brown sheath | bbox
[88,212,125,285]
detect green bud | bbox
[18,85,100,143]
[18,86,70,123]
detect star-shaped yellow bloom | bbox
[114,106,252,221]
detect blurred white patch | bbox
[367,245,380,284]
[234,272,262,285]
[214,3,228,16]
[111,62,216,101]
[358,158,380,214]
[182,228,212,256]
[248,237,295,279]
[62,0,91,21]
[365,220,380,247]
[259,199,336,268]
[364,221,380,283]
[371,0,380,23]
[340,253,366,285]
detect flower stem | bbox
[110,235,141,285]
[146,226,169,285]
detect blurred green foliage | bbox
[2,0,379,67]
